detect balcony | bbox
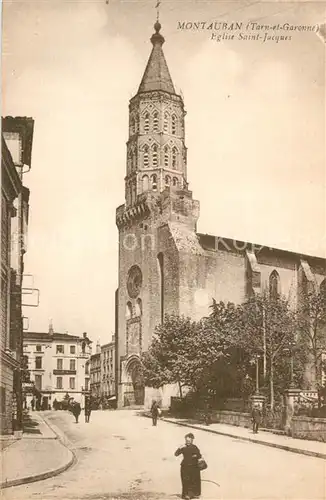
[53,369,76,375]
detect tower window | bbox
[127,150,132,173]
[152,144,158,168]
[171,114,177,135]
[269,270,280,299]
[126,302,132,319]
[132,181,137,204]
[144,112,150,133]
[143,145,149,168]
[173,177,178,187]
[153,111,159,133]
[135,298,142,316]
[151,174,157,191]
[163,112,169,133]
[142,175,149,192]
[172,147,178,169]
[164,146,169,168]
[165,175,171,187]
[133,150,137,170]
[130,116,135,135]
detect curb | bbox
[0,416,77,489]
[145,415,326,461]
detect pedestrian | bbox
[251,404,262,434]
[71,402,81,423]
[175,432,202,500]
[151,400,159,426]
[85,397,92,423]
[31,398,35,411]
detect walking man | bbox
[251,404,262,434]
[151,400,159,426]
[85,396,92,423]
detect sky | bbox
[2,0,325,345]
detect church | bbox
[115,21,326,409]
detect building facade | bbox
[115,21,326,409]
[1,117,34,434]
[89,343,101,399]
[101,336,115,398]
[23,328,92,408]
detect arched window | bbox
[127,150,132,173]
[151,174,157,191]
[164,146,169,168]
[152,144,158,168]
[157,253,164,323]
[173,177,178,187]
[144,112,150,133]
[269,270,280,299]
[143,145,149,168]
[132,149,137,170]
[130,116,135,135]
[163,112,169,133]
[135,298,142,316]
[165,175,171,187]
[126,301,132,319]
[142,175,149,192]
[172,147,178,169]
[171,114,177,135]
[127,181,132,205]
[153,111,159,133]
[132,181,137,205]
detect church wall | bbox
[177,249,246,321]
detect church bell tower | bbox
[125,21,188,205]
[116,21,200,408]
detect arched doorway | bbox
[125,356,144,406]
[131,363,145,405]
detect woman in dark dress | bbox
[175,432,201,499]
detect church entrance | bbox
[124,357,144,406]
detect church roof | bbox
[138,21,175,94]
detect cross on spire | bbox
[155,0,161,21]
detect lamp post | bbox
[255,354,261,395]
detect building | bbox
[23,327,92,408]
[89,342,101,399]
[101,336,115,398]
[115,21,326,409]
[1,116,34,434]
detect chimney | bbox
[49,319,54,334]
[96,341,101,354]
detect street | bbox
[2,410,324,500]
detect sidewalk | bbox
[145,414,326,460]
[0,412,75,489]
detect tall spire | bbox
[138,21,175,94]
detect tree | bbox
[298,282,326,403]
[141,315,199,398]
[207,300,255,400]
[239,293,297,409]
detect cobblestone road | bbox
[2,410,324,500]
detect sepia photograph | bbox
[1,0,325,499]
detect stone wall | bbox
[192,409,252,428]
[291,416,326,442]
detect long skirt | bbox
[181,464,201,498]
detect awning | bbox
[108,396,116,401]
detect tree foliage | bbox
[297,283,326,396]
